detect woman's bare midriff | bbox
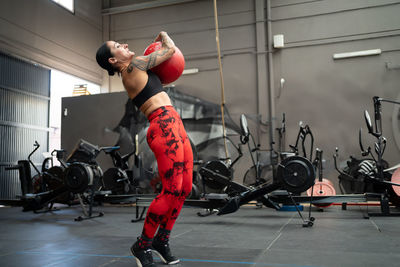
[122,70,172,119]
[139,91,172,118]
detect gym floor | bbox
[1,203,399,267]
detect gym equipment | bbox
[242,114,273,188]
[198,115,247,194]
[195,114,280,216]
[334,96,400,216]
[289,121,314,161]
[277,156,315,194]
[4,142,74,213]
[306,179,336,207]
[143,42,185,84]
[306,149,336,207]
[101,146,136,195]
[215,119,318,227]
[64,162,103,194]
[194,114,317,226]
[4,139,120,220]
[391,168,400,197]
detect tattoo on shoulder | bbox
[130,49,170,71]
[127,64,134,73]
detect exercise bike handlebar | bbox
[333,147,354,179]
[100,146,121,154]
[28,141,41,175]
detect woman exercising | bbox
[96,32,193,267]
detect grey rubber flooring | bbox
[0,203,400,267]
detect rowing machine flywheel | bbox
[277,156,315,194]
[65,163,102,193]
[200,160,232,190]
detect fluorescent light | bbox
[333,49,381,59]
[182,68,199,75]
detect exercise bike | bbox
[4,141,77,213]
[334,96,400,216]
[195,114,282,216]
[217,120,319,227]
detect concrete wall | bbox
[271,0,400,182]
[0,0,103,85]
[0,0,399,185]
[104,0,260,117]
[101,0,400,183]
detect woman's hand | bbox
[154,31,175,48]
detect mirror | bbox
[240,114,249,143]
[364,110,374,133]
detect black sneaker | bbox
[152,239,180,265]
[130,243,155,267]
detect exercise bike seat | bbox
[204,193,229,200]
[102,146,120,154]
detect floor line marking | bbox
[278,214,294,233]
[172,229,193,238]
[98,258,120,267]
[16,251,322,267]
[369,218,381,232]
[42,255,80,267]
[250,214,295,267]
[266,232,282,251]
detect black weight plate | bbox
[277,156,315,194]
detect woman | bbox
[96,32,193,267]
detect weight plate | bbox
[277,156,315,194]
[389,168,400,207]
[307,178,336,207]
[307,179,336,196]
[391,167,400,197]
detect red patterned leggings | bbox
[142,105,193,239]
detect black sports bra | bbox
[131,70,163,109]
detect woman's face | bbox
[107,41,135,64]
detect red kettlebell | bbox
[143,42,185,84]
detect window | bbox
[51,0,74,13]
[49,69,100,152]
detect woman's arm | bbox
[127,32,175,72]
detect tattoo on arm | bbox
[128,49,169,72]
[160,32,175,48]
